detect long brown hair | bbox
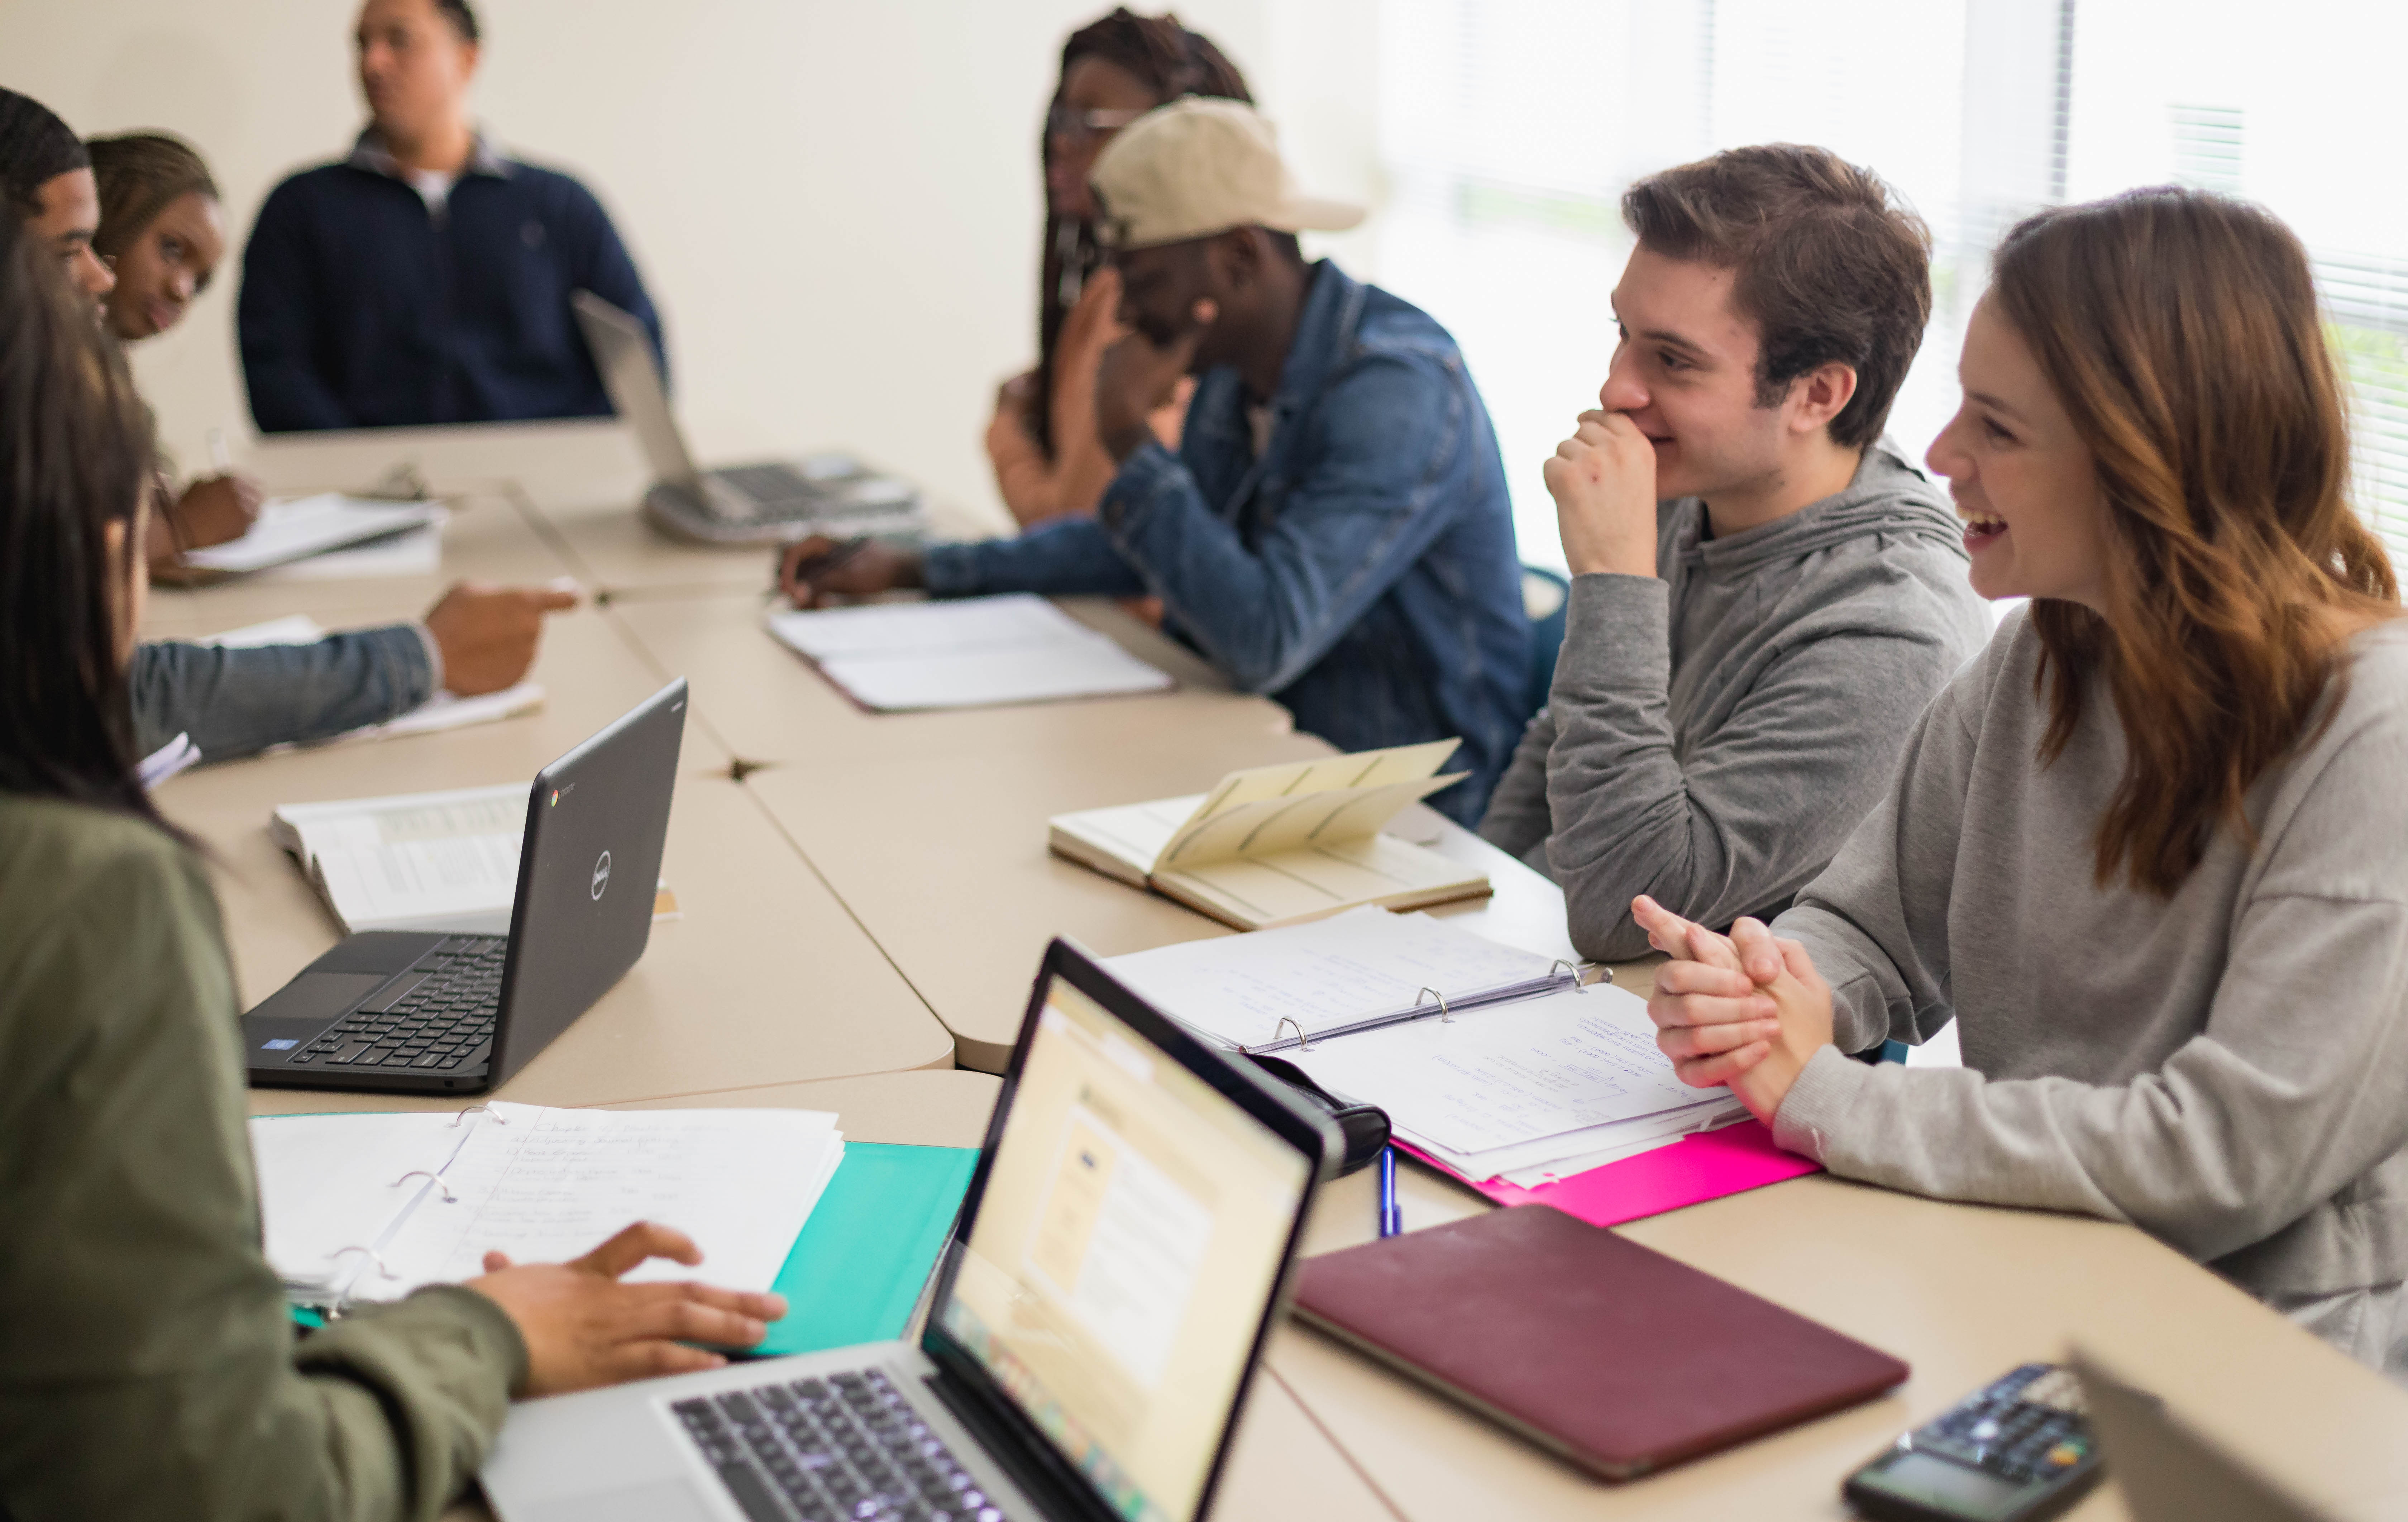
[1991,187,2400,895]
[1031,9,1248,457]
[0,204,167,826]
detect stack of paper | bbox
[1050,741,1491,930]
[177,494,445,577]
[204,616,544,746]
[1103,906,1574,1051]
[272,783,529,935]
[250,1103,843,1308]
[765,593,1173,711]
[1286,982,1746,1187]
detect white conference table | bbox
[200,420,2408,1521]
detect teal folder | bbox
[755,1142,979,1358]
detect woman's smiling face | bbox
[1925,295,2115,609]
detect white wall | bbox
[3,0,1381,527]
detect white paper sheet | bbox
[137,731,200,789]
[1286,982,1714,1155]
[179,494,444,574]
[766,593,1171,711]
[1103,907,1563,1050]
[249,1104,844,1304]
[251,520,444,581]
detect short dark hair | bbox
[0,87,90,217]
[435,0,480,42]
[86,133,220,261]
[1622,144,1932,449]
[0,210,169,828]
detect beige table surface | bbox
[1280,1157,2408,1522]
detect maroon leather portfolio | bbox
[1290,1205,1909,1479]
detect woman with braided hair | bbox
[983,8,1250,528]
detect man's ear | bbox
[1787,361,1859,436]
[1209,228,1263,293]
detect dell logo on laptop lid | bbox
[591,850,612,901]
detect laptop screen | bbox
[935,973,1313,1522]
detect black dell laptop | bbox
[244,680,687,1095]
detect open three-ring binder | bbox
[249,1102,844,1312]
[1102,908,1748,1189]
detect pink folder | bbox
[1398,1119,1820,1229]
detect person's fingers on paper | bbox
[629,1277,788,1327]
[607,1339,727,1383]
[626,1288,773,1350]
[482,1249,516,1272]
[1673,1040,1772,1089]
[1729,916,1786,985]
[575,1220,705,1280]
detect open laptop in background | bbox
[483,937,1339,1522]
[243,680,688,1096]
[573,291,929,547]
[2073,1356,2335,1522]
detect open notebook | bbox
[249,1103,844,1310]
[765,593,1172,711]
[1048,741,1492,931]
[172,494,446,579]
[1105,907,1743,1188]
[270,783,679,935]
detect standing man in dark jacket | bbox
[778,100,1529,822]
[239,0,662,432]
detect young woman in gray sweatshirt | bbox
[1639,190,2408,1379]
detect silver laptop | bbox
[482,937,1338,1522]
[2073,1355,2332,1522]
[572,290,928,546]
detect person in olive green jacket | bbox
[0,209,788,1521]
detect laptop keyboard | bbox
[673,1368,1010,1522]
[284,937,506,1072]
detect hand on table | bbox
[468,1221,787,1397]
[423,581,578,695]
[1095,297,1214,463]
[1631,894,1835,1124]
[1543,409,1661,578]
[778,536,923,608]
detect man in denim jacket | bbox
[782,100,1528,822]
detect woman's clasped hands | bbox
[1631,894,1838,1125]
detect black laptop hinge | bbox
[918,1365,1120,1522]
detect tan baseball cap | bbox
[1089,97,1365,252]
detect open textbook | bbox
[1103,908,1743,1188]
[173,493,446,578]
[250,1103,842,1309]
[205,615,544,746]
[766,593,1172,711]
[1049,740,1492,930]
[269,783,680,935]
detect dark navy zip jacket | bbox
[238,132,661,432]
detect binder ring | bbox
[1275,1017,1313,1052]
[326,1244,397,1280]
[391,1169,459,1203]
[1549,959,1588,992]
[450,1104,508,1127]
[1415,987,1453,1023]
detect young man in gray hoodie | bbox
[1480,145,1991,963]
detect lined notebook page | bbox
[1104,907,1559,1049]
[766,594,1171,711]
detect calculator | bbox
[1843,1364,2104,1522]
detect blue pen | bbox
[1378,1145,1401,1237]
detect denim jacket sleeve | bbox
[922,515,1150,598]
[131,627,438,763]
[1092,353,1472,695]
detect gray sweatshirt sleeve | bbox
[132,627,438,763]
[1475,707,1558,875]
[1773,659,2408,1271]
[1540,573,1971,963]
